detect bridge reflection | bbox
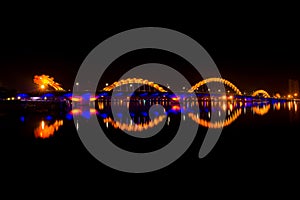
[34,119,63,139]
[20,77,299,138]
[68,99,298,131]
[103,115,166,132]
[28,99,299,140]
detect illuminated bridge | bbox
[25,77,290,103]
[3,76,295,130]
[98,77,277,101]
[4,76,294,104]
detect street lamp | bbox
[129,84,133,91]
[167,84,170,89]
[76,82,79,92]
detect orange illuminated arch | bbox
[103,78,167,92]
[188,109,242,128]
[188,78,242,95]
[252,90,271,98]
[252,104,271,115]
[103,115,166,132]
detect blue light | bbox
[167,106,181,114]
[141,111,148,117]
[82,93,91,101]
[117,113,123,118]
[99,113,108,118]
[42,93,54,98]
[168,94,176,98]
[20,116,25,122]
[152,111,159,116]
[64,92,73,98]
[166,110,175,114]
[151,92,159,97]
[17,93,29,98]
[140,93,148,97]
[114,92,123,96]
[65,113,73,120]
[82,110,91,119]
[45,115,53,121]
[99,92,108,97]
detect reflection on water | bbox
[188,109,242,128]
[103,115,166,132]
[73,100,300,131]
[11,98,299,139]
[252,104,271,116]
[287,101,298,112]
[274,102,281,111]
[34,120,63,139]
[93,100,297,130]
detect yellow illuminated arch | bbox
[188,77,242,95]
[103,78,167,92]
[252,90,271,98]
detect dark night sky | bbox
[1,7,299,95]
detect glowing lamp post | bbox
[76,82,79,92]
[129,84,133,91]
